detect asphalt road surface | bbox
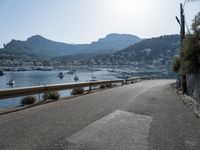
[0,79,200,150]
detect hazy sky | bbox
[0,0,199,47]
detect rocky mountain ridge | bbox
[1,34,141,58]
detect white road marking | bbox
[132,89,146,98]
[67,110,153,150]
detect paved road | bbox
[0,80,200,150]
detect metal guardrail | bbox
[127,76,152,81]
[0,80,123,100]
[0,77,152,100]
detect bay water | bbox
[0,69,118,108]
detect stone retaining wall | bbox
[187,74,200,103]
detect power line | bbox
[183,0,200,8]
[185,21,191,34]
[183,0,187,7]
[183,0,190,8]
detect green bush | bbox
[180,12,200,74]
[21,96,36,105]
[46,91,60,100]
[182,35,200,74]
[106,83,111,88]
[71,87,84,95]
[172,57,181,73]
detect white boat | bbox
[116,74,130,79]
[58,72,64,79]
[90,76,97,82]
[74,74,79,81]
[7,79,15,87]
[0,70,4,76]
[87,67,102,71]
[67,70,75,74]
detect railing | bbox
[0,77,152,100]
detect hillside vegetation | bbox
[88,35,180,66]
[0,34,141,58]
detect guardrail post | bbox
[130,80,133,84]
[89,84,92,92]
[43,91,48,101]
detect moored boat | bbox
[58,72,64,79]
[74,74,79,81]
[7,79,15,87]
[0,70,4,76]
[87,67,102,71]
[67,70,75,74]
[89,76,97,82]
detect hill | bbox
[0,34,141,58]
[87,35,180,66]
[85,33,141,54]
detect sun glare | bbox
[104,0,149,16]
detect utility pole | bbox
[180,3,187,94]
[175,3,187,93]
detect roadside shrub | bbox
[106,83,111,88]
[20,96,36,105]
[172,57,181,73]
[46,91,60,100]
[99,84,106,89]
[112,84,117,87]
[182,34,200,74]
[178,12,200,74]
[71,87,84,95]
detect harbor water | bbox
[0,69,118,109]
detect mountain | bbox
[87,35,180,66]
[84,33,141,54]
[0,34,141,58]
[1,35,88,58]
